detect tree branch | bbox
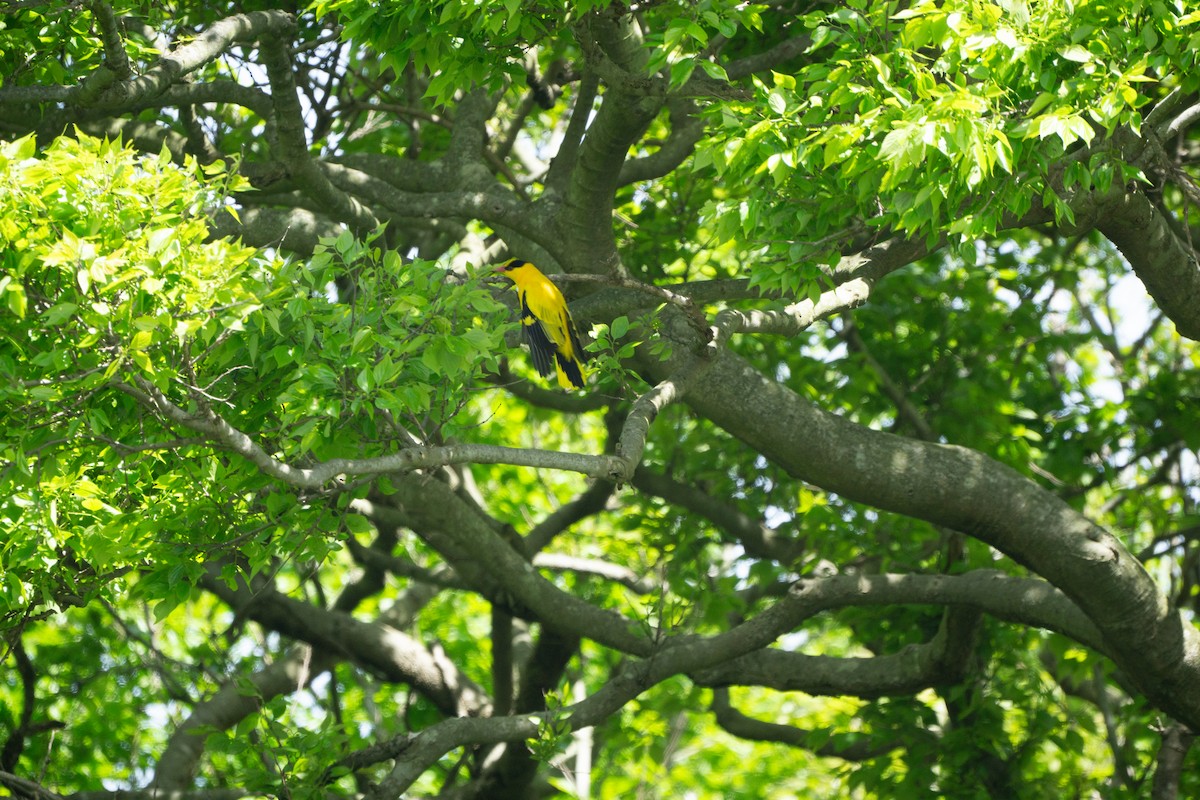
[563,14,663,274]
[87,1,132,80]
[257,24,378,232]
[631,468,807,564]
[112,376,625,486]
[618,99,706,185]
[207,206,340,255]
[1151,722,1196,800]
[365,571,830,796]
[1097,188,1200,341]
[544,70,599,194]
[81,11,292,110]
[198,561,490,718]
[533,553,653,594]
[356,479,655,656]
[645,319,1200,724]
[319,162,555,248]
[614,372,693,481]
[724,32,813,79]
[712,237,928,341]
[710,688,900,760]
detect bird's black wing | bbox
[520,292,557,378]
[565,308,588,364]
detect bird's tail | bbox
[555,353,586,390]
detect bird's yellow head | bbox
[495,258,530,279]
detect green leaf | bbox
[611,315,630,339]
[4,279,27,318]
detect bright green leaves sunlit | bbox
[692,0,1197,294]
[0,132,260,618]
[0,131,257,439]
[0,132,512,625]
[0,132,257,385]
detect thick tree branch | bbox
[713,237,928,341]
[319,162,558,249]
[1097,189,1200,341]
[358,479,655,656]
[1164,102,1200,140]
[1151,723,1196,800]
[645,319,1200,725]
[198,562,490,718]
[330,153,450,193]
[698,632,974,697]
[614,372,693,479]
[696,571,1106,691]
[208,206,340,254]
[87,1,132,81]
[257,26,378,232]
[491,607,515,717]
[68,11,293,110]
[618,99,706,185]
[445,88,499,172]
[563,14,663,274]
[154,80,275,120]
[544,70,599,194]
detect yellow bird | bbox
[495,259,588,390]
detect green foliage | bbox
[694,0,1200,293]
[312,0,584,104]
[528,686,572,763]
[254,230,511,448]
[1,132,258,617]
[0,4,108,88]
[3,0,1200,797]
[1,133,510,626]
